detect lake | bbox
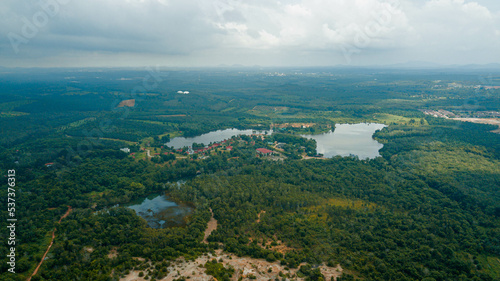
[302,123,387,159]
[165,128,269,149]
[126,194,194,229]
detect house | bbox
[120,148,131,153]
[256,148,274,156]
[226,146,233,151]
[44,163,54,167]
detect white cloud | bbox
[404,0,500,63]
[0,0,499,66]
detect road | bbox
[27,206,72,281]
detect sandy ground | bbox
[302,156,328,160]
[452,118,500,133]
[256,210,266,223]
[117,99,136,107]
[108,248,118,259]
[452,118,500,125]
[120,250,343,281]
[120,208,342,281]
[203,209,217,244]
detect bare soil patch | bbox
[203,209,217,244]
[84,247,94,253]
[452,118,500,133]
[256,210,266,223]
[251,237,296,254]
[28,206,72,281]
[108,248,118,259]
[117,99,135,107]
[120,250,342,281]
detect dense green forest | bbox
[0,67,499,280]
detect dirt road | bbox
[202,209,217,244]
[27,206,72,281]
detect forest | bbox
[0,67,499,281]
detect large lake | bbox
[126,194,194,229]
[303,123,387,159]
[165,128,269,149]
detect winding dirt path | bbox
[27,206,72,281]
[256,210,266,223]
[202,209,217,244]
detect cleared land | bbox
[202,209,218,244]
[452,118,500,133]
[120,249,342,281]
[117,99,136,107]
[27,206,72,281]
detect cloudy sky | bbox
[1,0,499,67]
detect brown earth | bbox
[120,250,342,281]
[27,206,72,281]
[203,209,217,244]
[248,237,297,255]
[84,247,94,253]
[256,210,266,223]
[108,248,118,259]
[452,118,500,134]
[117,99,135,107]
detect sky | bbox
[1,0,500,67]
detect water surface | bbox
[127,194,193,229]
[165,128,268,149]
[303,123,387,159]
[165,129,271,149]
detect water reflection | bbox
[165,128,269,149]
[127,194,193,229]
[303,123,387,159]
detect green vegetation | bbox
[204,259,235,281]
[0,68,499,280]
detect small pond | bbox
[126,194,194,229]
[302,123,387,159]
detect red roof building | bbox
[256,148,274,155]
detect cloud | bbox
[0,0,499,66]
[404,0,500,63]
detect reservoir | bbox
[302,123,387,159]
[165,128,268,149]
[126,194,194,229]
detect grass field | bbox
[373,113,427,125]
[0,111,29,118]
[478,255,500,278]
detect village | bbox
[115,129,320,164]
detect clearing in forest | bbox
[202,209,217,244]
